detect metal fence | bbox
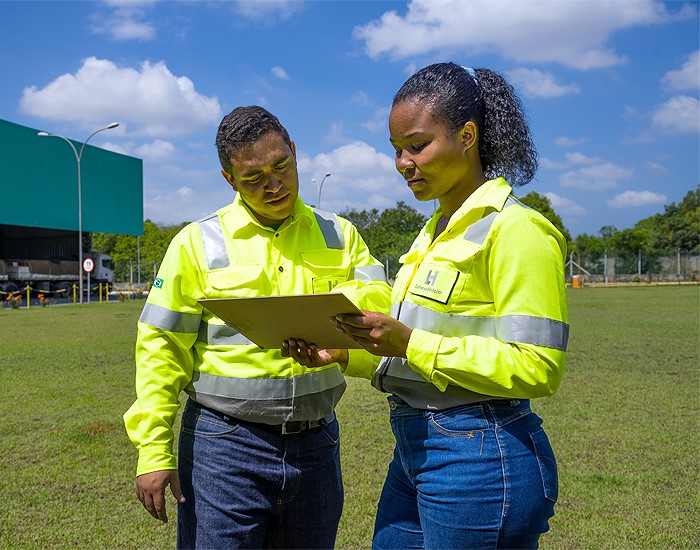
[114,252,700,290]
[566,251,699,285]
[113,259,160,289]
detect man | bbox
[124,106,391,549]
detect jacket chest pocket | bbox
[299,249,351,294]
[406,243,481,307]
[206,264,270,298]
[408,262,459,304]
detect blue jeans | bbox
[373,397,558,550]
[177,399,343,549]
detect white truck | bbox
[0,224,114,298]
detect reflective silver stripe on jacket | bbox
[139,302,201,333]
[199,214,229,270]
[198,210,346,271]
[354,264,388,283]
[373,196,566,409]
[186,369,346,423]
[189,208,349,421]
[394,301,569,351]
[372,299,569,410]
[463,196,520,245]
[313,209,344,250]
[197,320,254,346]
[371,353,493,410]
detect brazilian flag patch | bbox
[153,278,164,289]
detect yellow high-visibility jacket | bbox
[124,195,391,475]
[371,177,569,409]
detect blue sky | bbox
[1,0,698,238]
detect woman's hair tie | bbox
[462,66,478,85]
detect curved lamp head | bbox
[37,122,119,138]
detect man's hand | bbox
[282,339,349,368]
[136,469,185,523]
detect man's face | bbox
[222,131,299,226]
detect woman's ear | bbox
[461,121,478,151]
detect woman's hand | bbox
[334,310,412,358]
[282,339,349,368]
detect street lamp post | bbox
[38,122,119,304]
[316,172,332,209]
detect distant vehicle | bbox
[0,224,114,298]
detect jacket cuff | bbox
[340,349,377,379]
[136,445,177,477]
[406,329,448,391]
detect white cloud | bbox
[96,140,129,156]
[271,66,290,80]
[354,0,685,70]
[103,0,159,6]
[507,68,580,98]
[651,95,700,134]
[109,19,156,40]
[352,91,370,106]
[539,151,602,170]
[175,186,194,199]
[545,192,586,216]
[350,91,369,107]
[323,122,349,144]
[565,152,599,165]
[135,139,176,162]
[643,161,667,174]
[142,166,232,224]
[20,57,222,137]
[296,141,410,211]
[622,105,640,120]
[231,0,304,23]
[560,162,634,190]
[554,136,586,147]
[539,157,566,170]
[607,190,667,208]
[89,0,157,41]
[661,50,700,91]
[361,107,391,134]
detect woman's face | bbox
[389,99,474,214]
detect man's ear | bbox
[221,169,238,192]
[460,121,478,151]
[290,140,297,159]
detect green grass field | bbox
[0,286,698,549]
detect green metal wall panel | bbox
[0,119,143,236]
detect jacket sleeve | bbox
[405,211,568,398]
[123,227,204,476]
[334,217,392,379]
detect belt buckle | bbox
[281,420,306,434]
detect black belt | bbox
[195,402,335,435]
[278,413,336,434]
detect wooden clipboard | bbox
[199,292,363,349]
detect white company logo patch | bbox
[409,264,458,304]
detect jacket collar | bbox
[428,177,513,236]
[222,194,315,237]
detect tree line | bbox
[94,187,699,282]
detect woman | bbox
[286,62,568,549]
